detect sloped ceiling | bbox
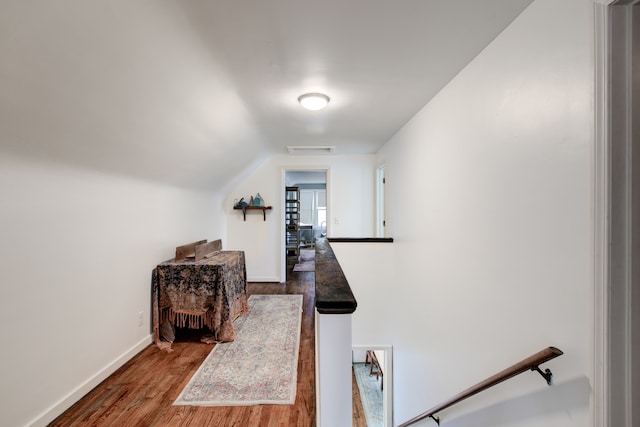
[0,0,532,189]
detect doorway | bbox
[352,345,393,427]
[282,169,328,281]
[376,164,386,238]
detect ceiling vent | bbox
[286,146,335,155]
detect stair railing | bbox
[397,346,564,426]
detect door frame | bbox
[594,1,638,425]
[280,167,330,282]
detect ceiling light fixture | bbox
[298,93,330,111]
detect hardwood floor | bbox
[51,270,367,426]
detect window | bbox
[300,189,326,238]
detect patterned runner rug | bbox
[174,294,303,406]
[353,363,384,427]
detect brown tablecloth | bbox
[152,251,248,345]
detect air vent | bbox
[286,146,335,155]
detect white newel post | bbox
[315,311,353,427]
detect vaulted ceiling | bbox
[0,0,533,189]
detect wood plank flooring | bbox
[51,270,367,426]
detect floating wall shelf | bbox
[234,206,272,221]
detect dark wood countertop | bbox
[314,238,358,314]
[327,237,394,243]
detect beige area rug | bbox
[299,249,315,260]
[174,294,303,406]
[293,249,315,272]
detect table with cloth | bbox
[152,250,248,346]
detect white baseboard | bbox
[28,334,153,427]
[247,276,281,283]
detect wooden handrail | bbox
[397,346,564,427]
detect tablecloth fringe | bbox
[160,307,215,330]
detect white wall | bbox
[0,1,270,190]
[224,153,376,282]
[345,0,593,425]
[332,243,396,349]
[0,154,224,427]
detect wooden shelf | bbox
[234,206,272,221]
[285,187,301,259]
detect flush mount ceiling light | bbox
[298,93,330,111]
